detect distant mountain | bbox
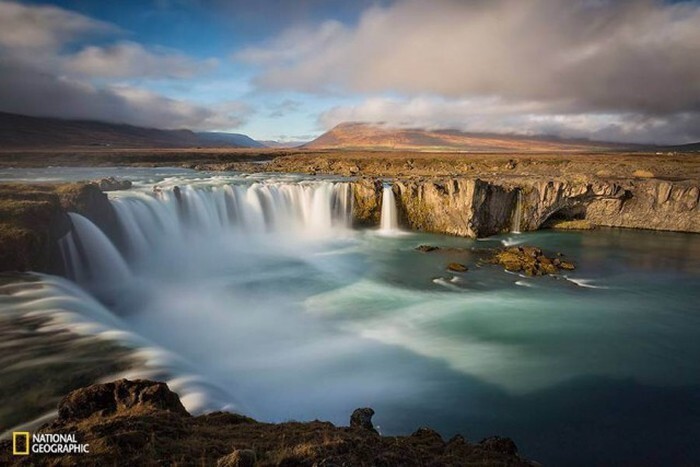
[259,140,308,148]
[304,122,639,152]
[195,132,266,148]
[0,112,264,149]
[665,141,700,151]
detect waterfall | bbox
[379,185,399,233]
[59,181,353,284]
[511,190,523,234]
[61,213,131,286]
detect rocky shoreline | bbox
[0,379,537,466]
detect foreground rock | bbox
[0,379,536,466]
[490,246,574,276]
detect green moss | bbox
[549,219,595,230]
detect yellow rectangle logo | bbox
[13,432,30,455]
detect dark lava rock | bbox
[411,426,445,445]
[350,407,377,433]
[58,379,189,421]
[96,177,132,191]
[447,262,469,272]
[478,436,519,456]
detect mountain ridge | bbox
[303,122,694,152]
[0,112,265,149]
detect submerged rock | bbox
[447,262,469,272]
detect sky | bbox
[0,0,699,144]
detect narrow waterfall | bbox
[59,181,353,285]
[379,185,399,233]
[511,189,523,234]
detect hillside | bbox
[304,122,638,152]
[0,112,264,149]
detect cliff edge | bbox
[0,379,536,466]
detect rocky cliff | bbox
[0,183,116,272]
[0,379,536,466]
[352,177,700,236]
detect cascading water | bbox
[61,181,353,285]
[52,179,363,417]
[379,185,399,233]
[511,189,523,234]
[61,212,131,286]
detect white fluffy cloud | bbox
[0,1,242,130]
[0,59,248,130]
[64,42,218,79]
[239,0,700,114]
[0,0,115,51]
[320,97,700,144]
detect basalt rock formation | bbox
[0,379,537,466]
[352,176,700,237]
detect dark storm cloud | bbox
[239,0,700,115]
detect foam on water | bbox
[564,276,611,289]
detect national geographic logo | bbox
[12,432,89,455]
[12,432,29,456]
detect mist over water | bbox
[2,168,700,465]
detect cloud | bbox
[64,41,218,79]
[267,99,302,118]
[320,96,700,145]
[0,57,247,130]
[0,1,245,130]
[237,0,700,142]
[238,0,700,114]
[0,0,116,52]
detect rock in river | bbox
[490,245,575,276]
